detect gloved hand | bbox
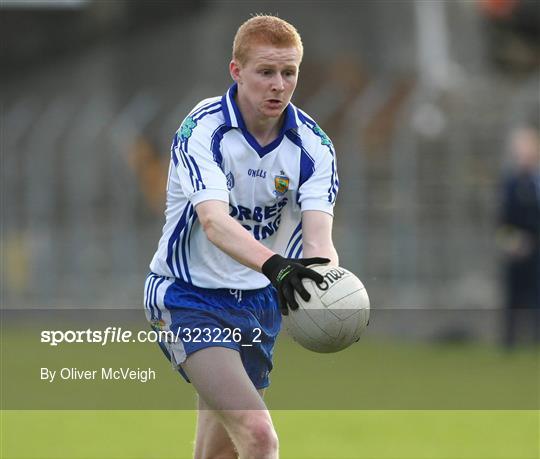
[262,254,330,315]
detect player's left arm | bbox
[297,124,340,267]
[301,210,339,266]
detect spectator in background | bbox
[497,125,540,348]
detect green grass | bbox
[2,316,539,457]
[2,410,539,458]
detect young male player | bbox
[144,15,339,458]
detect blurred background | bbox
[2,0,539,345]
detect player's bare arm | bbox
[196,199,330,314]
[195,199,275,272]
[301,210,339,266]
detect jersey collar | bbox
[221,83,301,137]
[221,83,300,158]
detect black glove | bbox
[262,254,330,315]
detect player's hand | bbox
[262,254,330,315]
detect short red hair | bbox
[232,15,303,66]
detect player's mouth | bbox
[266,99,283,108]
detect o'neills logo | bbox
[318,268,347,291]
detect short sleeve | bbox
[297,138,339,216]
[172,117,229,207]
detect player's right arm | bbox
[196,200,328,313]
[195,200,274,272]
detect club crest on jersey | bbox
[312,124,332,146]
[226,172,235,190]
[178,116,197,141]
[151,319,167,331]
[274,175,289,196]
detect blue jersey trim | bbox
[145,273,166,321]
[221,92,233,126]
[152,277,165,320]
[292,242,303,258]
[187,152,206,191]
[190,100,221,119]
[327,142,339,204]
[293,112,339,204]
[297,109,316,128]
[179,206,196,284]
[242,128,285,158]
[145,274,157,320]
[285,222,303,258]
[166,203,193,279]
[171,149,179,167]
[221,83,301,158]
[285,130,315,204]
[285,130,315,186]
[175,105,224,192]
[193,106,222,122]
[285,222,302,252]
[230,86,244,127]
[328,160,339,204]
[187,213,198,257]
[211,124,233,171]
[172,132,198,191]
[171,136,180,167]
[178,145,204,192]
[287,237,302,258]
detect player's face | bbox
[231,44,301,121]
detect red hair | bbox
[232,15,303,65]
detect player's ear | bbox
[229,60,241,83]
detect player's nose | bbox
[271,74,285,92]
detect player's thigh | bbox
[181,346,267,411]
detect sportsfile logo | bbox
[40,327,177,347]
[40,326,260,346]
[317,268,347,291]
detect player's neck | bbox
[236,97,284,148]
[246,117,283,148]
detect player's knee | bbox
[242,415,278,456]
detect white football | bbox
[282,265,370,353]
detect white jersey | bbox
[149,83,339,289]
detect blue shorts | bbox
[143,273,281,389]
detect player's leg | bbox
[193,389,266,459]
[193,397,236,459]
[182,347,278,459]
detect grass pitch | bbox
[1,319,538,458]
[2,409,538,458]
